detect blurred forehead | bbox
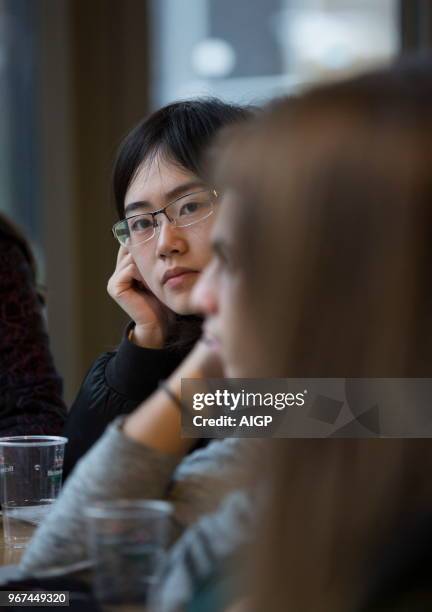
[212,189,238,245]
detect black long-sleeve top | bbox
[62,331,189,480]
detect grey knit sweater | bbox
[20,419,263,609]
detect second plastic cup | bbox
[0,435,68,548]
[85,499,173,606]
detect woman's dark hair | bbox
[0,213,37,281]
[113,98,252,219]
[220,57,432,611]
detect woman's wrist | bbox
[122,351,206,452]
[130,322,164,349]
[122,386,194,455]
[121,341,218,455]
[169,339,218,385]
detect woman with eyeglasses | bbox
[62,99,251,479]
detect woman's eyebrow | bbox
[164,180,205,201]
[124,201,152,216]
[124,180,205,217]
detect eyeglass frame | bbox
[112,188,218,247]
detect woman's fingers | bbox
[116,245,129,264]
[114,249,151,289]
[108,263,143,297]
[115,248,134,272]
[108,248,164,340]
[113,251,142,282]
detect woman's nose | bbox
[191,260,219,315]
[155,217,187,258]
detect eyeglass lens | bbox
[115,190,215,246]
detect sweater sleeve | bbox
[152,490,259,612]
[62,333,185,480]
[21,417,180,572]
[0,239,66,436]
[20,420,262,575]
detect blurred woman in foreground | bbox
[195,57,432,611]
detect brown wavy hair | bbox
[222,56,432,611]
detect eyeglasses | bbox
[112,189,218,247]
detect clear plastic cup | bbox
[85,500,173,607]
[0,436,68,548]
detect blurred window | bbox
[0,0,42,263]
[150,0,399,107]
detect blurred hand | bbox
[123,336,224,453]
[107,246,172,348]
[169,336,224,386]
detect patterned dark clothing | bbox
[0,236,66,435]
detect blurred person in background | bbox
[0,213,66,434]
[63,99,251,479]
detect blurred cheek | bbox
[187,223,214,267]
[190,260,218,315]
[219,279,246,366]
[221,282,263,377]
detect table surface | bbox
[0,525,148,610]
[0,520,25,566]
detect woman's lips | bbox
[164,271,198,290]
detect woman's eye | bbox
[130,217,152,232]
[179,201,203,216]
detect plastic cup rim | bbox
[84,499,173,520]
[0,435,68,447]
[2,499,56,509]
